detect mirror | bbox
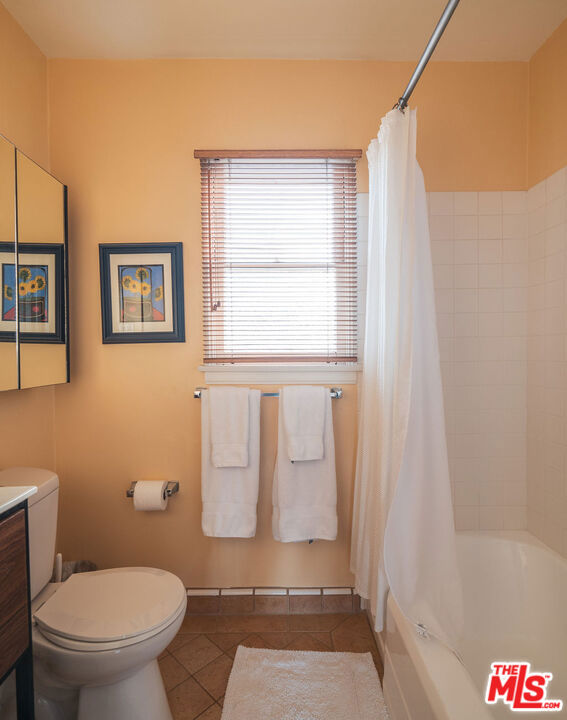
[0,136,69,392]
[0,136,18,391]
[16,151,68,389]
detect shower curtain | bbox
[350,108,463,648]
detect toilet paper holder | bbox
[126,481,179,499]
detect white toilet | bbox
[0,467,187,720]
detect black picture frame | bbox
[99,242,185,344]
[0,242,66,344]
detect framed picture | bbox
[99,243,185,343]
[0,243,66,343]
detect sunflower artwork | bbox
[119,265,165,323]
[2,264,49,323]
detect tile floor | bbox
[160,611,383,720]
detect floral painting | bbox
[99,243,185,343]
[0,243,64,343]
[119,265,165,323]
[2,264,49,323]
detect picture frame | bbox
[0,242,66,344]
[99,243,185,344]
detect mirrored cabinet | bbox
[0,135,69,391]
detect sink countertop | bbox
[0,486,37,515]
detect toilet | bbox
[0,467,187,720]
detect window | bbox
[197,150,360,364]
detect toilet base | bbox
[77,659,172,720]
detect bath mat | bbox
[221,646,389,720]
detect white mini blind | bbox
[199,152,359,363]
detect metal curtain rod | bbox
[194,387,343,399]
[395,0,462,112]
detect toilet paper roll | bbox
[133,480,169,511]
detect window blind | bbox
[199,153,359,363]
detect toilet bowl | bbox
[32,567,187,720]
[0,468,187,720]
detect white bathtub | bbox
[381,531,567,719]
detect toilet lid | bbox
[33,567,187,643]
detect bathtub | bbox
[381,531,567,719]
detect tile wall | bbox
[358,172,567,548]
[526,166,567,557]
[428,190,528,531]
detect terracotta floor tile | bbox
[188,596,221,615]
[206,632,248,652]
[257,631,296,649]
[158,648,170,660]
[181,615,223,634]
[218,614,289,633]
[218,696,224,708]
[167,677,215,720]
[168,632,201,654]
[331,628,381,669]
[225,633,273,658]
[196,704,222,720]
[284,633,334,652]
[332,613,374,640]
[321,594,353,614]
[288,613,350,632]
[194,654,234,700]
[220,595,254,614]
[254,595,289,615]
[289,595,322,614]
[173,634,223,674]
[159,654,190,692]
[309,631,334,648]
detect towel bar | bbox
[193,387,343,400]
[125,481,179,499]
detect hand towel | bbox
[281,385,326,462]
[201,389,261,537]
[273,389,337,542]
[209,386,250,467]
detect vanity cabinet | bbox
[0,133,69,391]
[0,503,34,719]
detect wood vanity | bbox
[0,487,37,719]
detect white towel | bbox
[209,387,250,467]
[201,389,260,537]
[273,389,337,542]
[281,385,326,462]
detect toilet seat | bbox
[34,567,187,652]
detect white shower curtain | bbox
[350,108,463,649]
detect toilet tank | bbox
[0,467,59,600]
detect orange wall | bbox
[528,18,567,186]
[0,4,55,472]
[47,58,527,586]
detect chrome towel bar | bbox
[193,387,343,400]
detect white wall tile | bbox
[454,289,478,313]
[503,214,527,239]
[454,240,478,264]
[429,192,453,215]
[545,168,565,202]
[454,215,478,240]
[527,180,546,212]
[454,265,478,288]
[479,215,503,240]
[479,264,502,288]
[430,214,453,240]
[478,239,502,264]
[478,192,503,215]
[502,191,527,215]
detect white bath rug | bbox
[221,646,389,720]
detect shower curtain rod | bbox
[395,0,462,112]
